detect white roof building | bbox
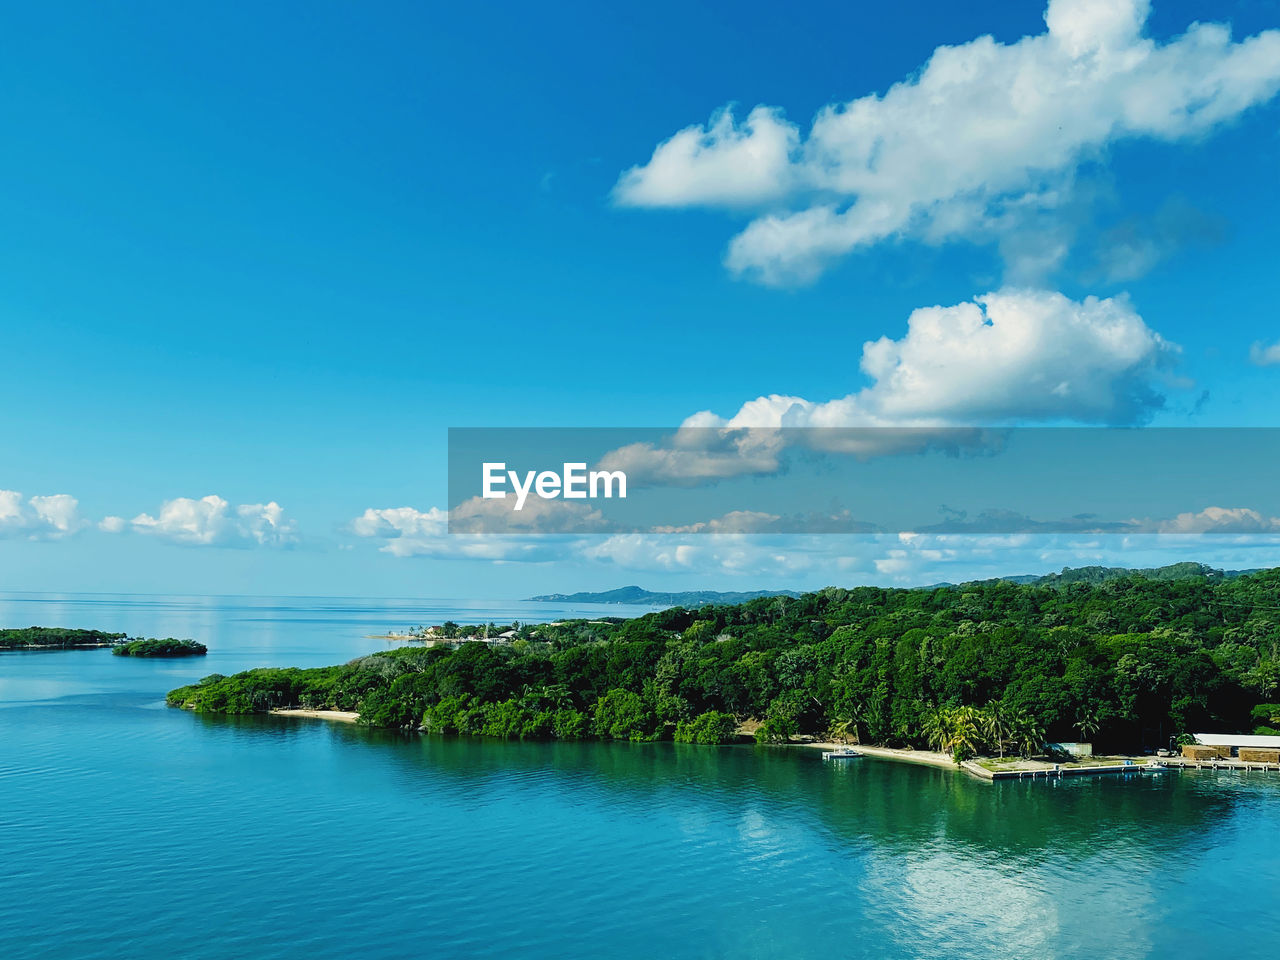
[1194,733,1280,749]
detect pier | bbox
[967,757,1280,781]
[965,760,1161,781]
[1156,757,1280,774]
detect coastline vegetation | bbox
[1,627,127,649]
[113,638,208,657]
[167,570,1280,757]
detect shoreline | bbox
[798,741,1171,781]
[269,708,360,723]
[799,741,961,771]
[250,718,1180,781]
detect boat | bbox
[822,747,862,760]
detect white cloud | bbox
[448,495,611,534]
[350,504,581,560]
[346,501,1280,584]
[583,534,790,576]
[580,531,1004,582]
[1249,340,1280,367]
[581,529,1280,586]
[131,495,297,547]
[603,288,1176,483]
[613,106,798,208]
[98,516,127,533]
[1152,506,1280,534]
[352,505,448,541]
[615,0,1280,284]
[843,288,1174,424]
[596,427,790,485]
[0,490,87,540]
[653,509,878,535]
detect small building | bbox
[1182,744,1227,760]
[1045,742,1092,758]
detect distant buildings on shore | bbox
[1185,733,1280,763]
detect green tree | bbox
[981,700,1013,759]
[592,689,657,741]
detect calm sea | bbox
[2,592,1278,959]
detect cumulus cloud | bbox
[1249,340,1280,367]
[580,531,1014,582]
[614,106,798,208]
[0,490,87,540]
[346,500,1280,583]
[581,533,820,577]
[819,288,1174,424]
[352,505,448,541]
[581,528,1280,586]
[596,427,792,486]
[907,506,1280,536]
[699,289,1172,427]
[654,509,880,535]
[603,288,1177,483]
[614,0,1280,284]
[350,504,586,560]
[1152,506,1280,534]
[130,495,297,547]
[448,495,612,535]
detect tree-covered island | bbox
[168,568,1280,757]
[2,627,206,656]
[113,638,208,657]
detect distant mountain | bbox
[527,585,803,607]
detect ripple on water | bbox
[5,594,1280,959]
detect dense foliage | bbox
[0,627,126,649]
[113,638,208,657]
[167,569,1280,752]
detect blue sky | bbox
[3,0,1280,598]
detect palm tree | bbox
[1074,707,1101,743]
[830,715,856,744]
[921,705,982,759]
[921,706,949,752]
[831,702,865,744]
[950,706,983,758]
[982,699,1012,759]
[1012,711,1045,759]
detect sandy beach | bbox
[269,708,360,723]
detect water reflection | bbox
[189,713,1256,859]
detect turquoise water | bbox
[3,594,1279,958]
